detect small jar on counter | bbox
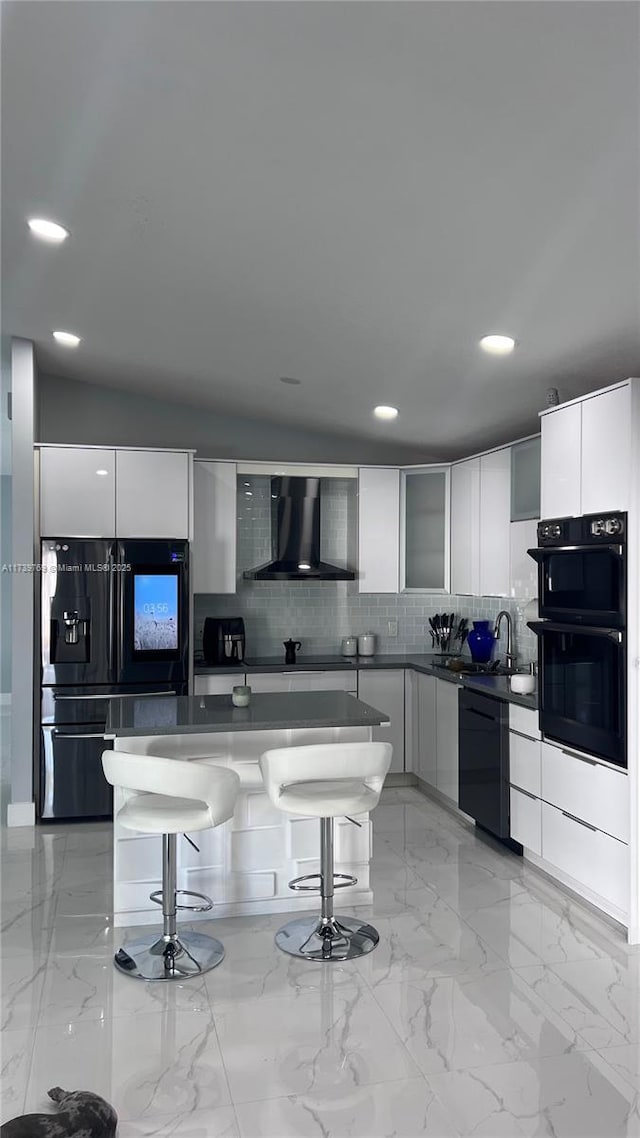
[232,685,252,707]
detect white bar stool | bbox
[102,751,240,981]
[259,741,392,962]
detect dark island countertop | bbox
[105,690,390,738]
[193,653,538,710]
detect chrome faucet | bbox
[494,610,515,671]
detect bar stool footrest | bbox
[288,871,357,893]
[149,888,213,913]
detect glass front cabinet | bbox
[401,467,450,592]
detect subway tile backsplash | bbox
[195,475,537,663]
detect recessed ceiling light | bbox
[28,218,69,243]
[280,376,301,386]
[52,330,81,347]
[95,469,109,477]
[479,334,515,355]
[373,405,399,420]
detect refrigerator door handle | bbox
[42,726,55,818]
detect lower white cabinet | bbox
[541,801,628,913]
[540,742,629,843]
[194,674,243,696]
[249,671,357,694]
[436,679,459,804]
[510,787,542,855]
[509,731,541,797]
[417,672,437,786]
[357,669,405,773]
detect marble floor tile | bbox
[427,1050,640,1137]
[0,896,55,957]
[214,983,420,1103]
[517,958,640,1047]
[464,892,619,969]
[26,1011,231,1122]
[0,1027,35,1120]
[370,969,585,1077]
[1,951,47,1031]
[117,1105,240,1136]
[47,912,117,955]
[53,882,113,918]
[234,1079,461,1137]
[597,1044,640,1092]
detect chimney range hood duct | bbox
[243,476,355,581]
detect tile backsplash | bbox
[194,475,537,663]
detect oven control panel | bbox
[537,512,626,546]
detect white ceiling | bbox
[3,1,639,459]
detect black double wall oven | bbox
[528,512,626,768]
[40,539,189,820]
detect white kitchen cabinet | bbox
[510,787,542,855]
[540,741,629,843]
[509,520,538,600]
[358,467,400,593]
[450,458,480,595]
[580,385,631,514]
[193,461,237,593]
[509,731,541,797]
[509,703,540,740]
[402,468,449,591]
[511,437,541,521]
[479,448,511,596]
[541,801,628,914]
[194,673,244,695]
[540,402,582,519]
[404,669,419,774]
[358,669,405,773]
[417,672,437,786]
[436,678,459,803]
[116,450,191,539]
[248,671,357,694]
[40,446,116,536]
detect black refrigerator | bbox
[39,538,189,820]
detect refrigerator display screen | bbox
[134,574,179,652]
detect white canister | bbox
[341,636,358,656]
[357,632,376,656]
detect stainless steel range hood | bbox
[243,476,355,581]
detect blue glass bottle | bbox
[467,620,494,664]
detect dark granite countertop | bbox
[105,690,389,738]
[194,653,538,710]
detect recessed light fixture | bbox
[28,218,69,243]
[373,405,399,420]
[479,334,515,355]
[52,330,81,347]
[95,469,109,477]
[280,376,301,386]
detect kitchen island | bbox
[105,691,389,927]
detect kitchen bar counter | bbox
[109,691,386,927]
[105,690,388,738]
[193,653,537,710]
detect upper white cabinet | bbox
[358,467,400,593]
[451,450,510,597]
[450,458,480,595]
[511,437,541,521]
[116,450,190,539]
[541,383,631,519]
[479,449,511,597]
[540,403,581,519]
[402,468,449,591]
[193,461,237,594]
[40,447,116,536]
[580,386,631,515]
[357,669,405,773]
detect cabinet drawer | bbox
[510,787,541,855]
[194,675,244,696]
[541,742,629,843]
[541,802,629,913]
[509,732,540,796]
[509,704,540,740]
[249,671,357,694]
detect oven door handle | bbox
[528,545,624,560]
[527,621,623,643]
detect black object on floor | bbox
[0,1086,118,1137]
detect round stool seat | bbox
[279,778,379,818]
[118,792,216,834]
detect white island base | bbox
[112,726,374,929]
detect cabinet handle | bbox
[560,748,598,766]
[53,732,106,740]
[512,786,538,801]
[53,690,177,700]
[561,810,598,832]
[510,729,539,742]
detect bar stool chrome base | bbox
[275,914,379,961]
[114,930,225,981]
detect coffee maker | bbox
[202,617,246,665]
